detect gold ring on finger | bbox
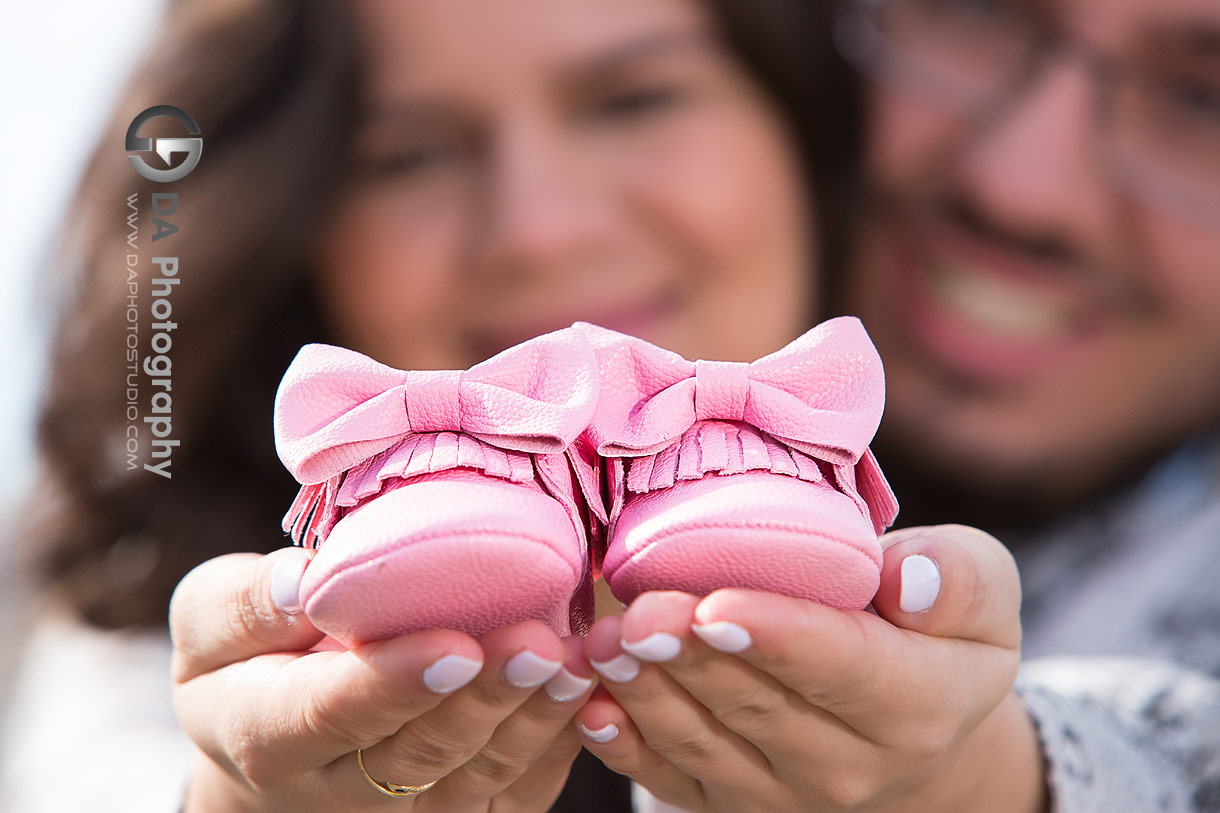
[356,749,439,798]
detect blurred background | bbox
[0,0,168,735]
[1,0,1217,809]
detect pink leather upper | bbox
[274,326,599,486]
[574,317,886,466]
[575,317,899,536]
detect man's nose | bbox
[950,51,1111,248]
[476,115,613,282]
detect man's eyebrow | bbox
[358,27,718,127]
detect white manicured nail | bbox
[691,621,752,653]
[620,632,681,662]
[270,553,309,615]
[504,650,563,688]
[900,555,941,614]
[580,723,620,744]
[423,654,483,694]
[544,667,593,702]
[589,653,641,683]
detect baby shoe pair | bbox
[273,318,898,648]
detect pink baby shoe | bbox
[575,317,899,610]
[273,327,606,646]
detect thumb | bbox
[169,548,325,683]
[871,524,1022,650]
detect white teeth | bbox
[927,261,1073,338]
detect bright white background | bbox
[0,0,169,728]
[0,1,168,547]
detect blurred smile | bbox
[883,215,1120,387]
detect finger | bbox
[873,524,1022,650]
[493,723,584,812]
[175,627,485,777]
[356,621,566,794]
[170,549,324,683]
[574,686,702,809]
[620,591,863,767]
[691,587,1017,744]
[542,635,599,705]
[582,613,771,785]
[431,635,596,806]
[692,588,887,715]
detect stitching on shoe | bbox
[309,527,584,596]
[619,520,882,569]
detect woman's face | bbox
[314,0,813,371]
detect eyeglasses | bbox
[834,0,1220,230]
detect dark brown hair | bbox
[22,0,861,629]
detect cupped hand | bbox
[169,548,597,813]
[573,525,1046,812]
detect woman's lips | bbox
[884,225,1112,387]
[584,293,683,338]
[467,291,682,358]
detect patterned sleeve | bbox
[1013,657,1220,813]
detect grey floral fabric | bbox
[1011,435,1220,812]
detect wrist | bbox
[886,692,1048,813]
[182,749,260,813]
[944,692,1049,813]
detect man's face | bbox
[848,0,1220,505]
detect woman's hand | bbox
[573,525,1046,812]
[169,548,597,813]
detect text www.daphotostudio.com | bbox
[123,104,202,479]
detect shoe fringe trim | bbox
[618,421,899,535]
[281,431,601,549]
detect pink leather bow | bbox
[274,327,599,484]
[574,317,885,466]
